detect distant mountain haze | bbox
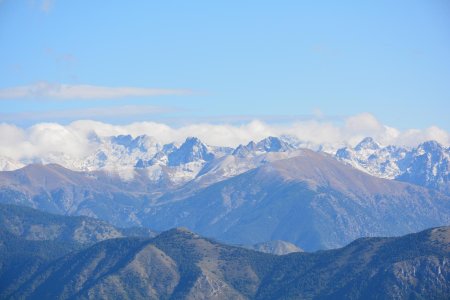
[0,145,448,251]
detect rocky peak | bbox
[233,137,293,157]
[417,140,444,155]
[355,137,381,151]
[111,134,161,153]
[168,137,214,166]
[335,147,352,160]
[232,141,257,157]
[256,136,292,152]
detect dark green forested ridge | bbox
[1,219,448,299]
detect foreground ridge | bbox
[1,220,449,299]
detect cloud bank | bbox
[0,113,448,164]
[0,82,192,100]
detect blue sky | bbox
[0,0,449,131]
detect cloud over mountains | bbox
[0,113,448,163]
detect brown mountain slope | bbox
[140,150,450,250]
[5,226,449,299]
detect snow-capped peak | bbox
[1,134,449,194]
[110,134,162,154]
[396,140,449,193]
[335,138,449,193]
[256,136,293,152]
[0,156,25,171]
[335,137,405,179]
[354,137,381,151]
[167,137,214,167]
[233,137,294,157]
[417,140,443,154]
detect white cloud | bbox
[395,126,450,147]
[28,123,92,158]
[342,113,400,146]
[0,105,175,121]
[345,113,384,133]
[0,82,192,100]
[0,113,448,164]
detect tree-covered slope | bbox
[3,226,448,299]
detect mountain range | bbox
[1,147,449,251]
[1,206,448,299]
[336,137,450,194]
[137,149,450,250]
[1,135,449,299]
[1,134,448,194]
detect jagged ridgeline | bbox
[1,135,449,193]
[1,146,449,251]
[1,207,449,299]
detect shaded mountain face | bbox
[0,203,156,246]
[256,226,450,300]
[3,226,449,300]
[0,203,156,299]
[0,228,77,299]
[0,150,449,251]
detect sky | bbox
[0,0,450,148]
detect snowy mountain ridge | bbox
[1,134,449,193]
[336,137,450,194]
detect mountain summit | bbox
[168,137,215,166]
[336,137,450,194]
[354,137,381,151]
